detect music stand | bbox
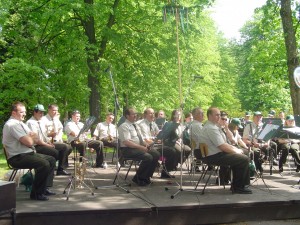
[155,118,167,130]
[94,66,130,194]
[63,116,96,200]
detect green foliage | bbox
[235,1,293,113]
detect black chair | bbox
[194,143,225,194]
[3,146,33,183]
[113,158,140,184]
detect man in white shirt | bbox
[27,104,70,176]
[3,101,56,200]
[118,108,160,186]
[42,104,72,169]
[199,107,251,194]
[138,108,177,178]
[65,110,104,168]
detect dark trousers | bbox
[54,142,72,170]
[8,152,56,195]
[101,138,123,163]
[278,143,300,168]
[120,147,160,180]
[174,143,191,165]
[203,152,250,189]
[156,146,177,171]
[71,140,104,166]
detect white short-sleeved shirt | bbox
[41,114,64,142]
[64,121,84,143]
[190,120,203,149]
[138,119,159,140]
[26,117,49,143]
[243,121,262,141]
[93,122,117,139]
[199,120,226,156]
[118,119,140,147]
[2,117,34,159]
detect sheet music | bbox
[282,127,300,134]
[257,124,280,141]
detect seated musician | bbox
[199,107,252,194]
[242,111,277,173]
[65,110,104,168]
[228,118,248,151]
[190,107,204,160]
[138,108,177,178]
[93,112,124,165]
[118,107,160,186]
[164,109,191,168]
[27,104,70,176]
[276,115,300,173]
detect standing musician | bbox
[27,104,70,176]
[42,104,72,169]
[138,108,177,178]
[118,107,160,186]
[3,101,56,201]
[65,110,104,168]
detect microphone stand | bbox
[169,76,202,199]
[94,66,130,193]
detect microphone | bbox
[194,75,204,79]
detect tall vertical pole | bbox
[175,7,183,109]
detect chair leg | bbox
[9,169,18,182]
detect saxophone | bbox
[75,156,87,188]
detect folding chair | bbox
[194,143,225,194]
[3,146,33,183]
[113,158,140,184]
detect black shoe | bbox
[44,188,56,196]
[279,167,283,173]
[56,169,71,176]
[132,176,148,186]
[30,193,49,201]
[161,171,175,179]
[142,178,151,185]
[232,187,252,194]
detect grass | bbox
[0,149,9,179]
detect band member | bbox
[277,115,300,173]
[199,107,251,194]
[65,110,104,168]
[164,109,191,167]
[3,101,56,201]
[118,107,160,186]
[93,112,118,148]
[242,111,277,173]
[42,104,72,169]
[93,112,123,165]
[190,107,204,160]
[138,108,177,178]
[27,104,70,176]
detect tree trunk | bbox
[280,0,300,115]
[82,0,119,119]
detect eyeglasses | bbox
[221,118,227,121]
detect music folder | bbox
[257,118,282,142]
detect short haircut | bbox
[207,107,217,118]
[191,107,203,117]
[48,104,58,109]
[124,107,134,117]
[11,101,25,113]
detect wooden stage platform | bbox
[1,155,300,225]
